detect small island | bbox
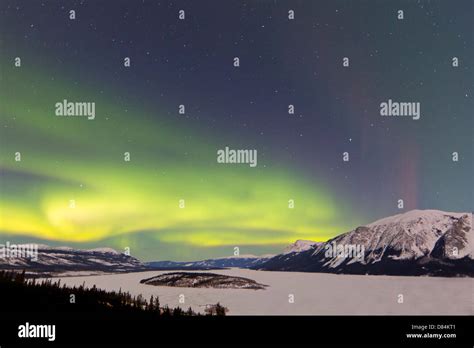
[140,272,267,290]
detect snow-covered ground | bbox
[56,269,473,315]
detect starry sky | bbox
[0,0,472,261]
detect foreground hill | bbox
[0,270,223,317]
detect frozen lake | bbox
[56,269,473,315]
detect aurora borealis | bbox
[0,1,472,261]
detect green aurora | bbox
[0,57,362,260]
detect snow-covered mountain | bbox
[258,210,473,277]
[283,240,320,254]
[0,245,146,276]
[147,254,274,270]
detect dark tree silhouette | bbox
[0,270,226,318]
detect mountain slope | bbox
[258,210,473,277]
[147,254,273,270]
[283,240,320,254]
[0,245,146,275]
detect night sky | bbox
[0,0,472,261]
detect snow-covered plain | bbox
[56,269,473,315]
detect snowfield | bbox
[56,268,473,315]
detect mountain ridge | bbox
[257,209,473,277]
